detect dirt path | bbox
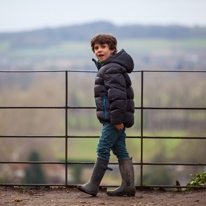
[0,186,206,206]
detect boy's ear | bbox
[111,48,116,54]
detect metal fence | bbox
[0,69,206,190]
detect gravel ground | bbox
[0,186,206,206]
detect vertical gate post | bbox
[140,71,144,186]
[65,71,68,187]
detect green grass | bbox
[118,38,206,54]
[10,42,91,58]
[0,41,10,53]
[5,38,206,58]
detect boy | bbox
[77,33,135,196]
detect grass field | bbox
[1,38,206,58]
[118,38,206,54]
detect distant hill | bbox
[0,21,206,48]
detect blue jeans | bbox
[97,122,130,161]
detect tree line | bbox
[0,21,206,48]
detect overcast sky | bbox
[1,0,206,32]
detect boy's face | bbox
[93,43,115,63]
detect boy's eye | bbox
[94,47,99,50]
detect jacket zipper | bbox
[103,95,107,119]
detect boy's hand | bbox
[114,123,124,130]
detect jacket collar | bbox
[92,58,103,70]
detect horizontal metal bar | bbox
[63,70,97,73]
[0,135,118,139]
[67,106,96,109]
[0,161,99,165]
[1,161,205,166]
[99,185,206,189]
[143,136,206,139]
[0,161,66,164]
[142,163,206,166]
[0,135,205,139]
[0,183,65,187]
[143,107,206,110]
[0,70,97,73]
[136,185,206,189]
[0,106,65,109]
[135,70,206,73]
[0,106,96,109]
[0,135,66,138]
[0,183,206,189]
[0,70,64,73]
[1,106,206,110]
[0,183,115,188]
[1,69,206,73]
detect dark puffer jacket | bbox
[93,49,135,128]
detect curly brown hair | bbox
[90,33,117,55]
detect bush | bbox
[185,172,206,190]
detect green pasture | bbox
[118,38,206,54]
[1,38,206,58]
[10,42,91,58]
[0,41,10,53]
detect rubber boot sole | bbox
[77,185,97,196]
[107,187,136,197]
[107,191,135,196]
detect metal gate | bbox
[0,69,206,189]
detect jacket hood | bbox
[92,49,134,73]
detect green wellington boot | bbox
[77,157,112,196]
[107,158,136,196]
